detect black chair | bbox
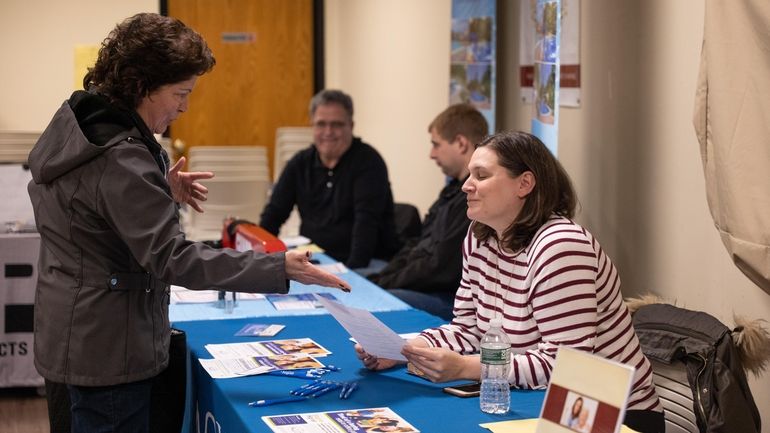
[393,202,421,244]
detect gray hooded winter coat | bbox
[27,91,288,386]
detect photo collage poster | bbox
[520,0,581,109]
[529,0,562,156]
[450,0,497,131]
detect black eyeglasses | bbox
[312,121,348,131]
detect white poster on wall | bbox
[530,0,562,155]
[520,0,580,108]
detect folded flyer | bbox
[263,407,419,433]
[205,338,331,359]
[200,353,324,379]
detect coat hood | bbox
[28,91,143,184]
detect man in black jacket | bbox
[260,90,400,269]
[368,104,488,319]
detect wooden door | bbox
[166,0,315,177]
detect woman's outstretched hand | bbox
[284,250,351,292]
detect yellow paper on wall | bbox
[74,45,99,90]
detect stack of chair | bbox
[272,127,313,238]
[274,127,312,182]
[186,145,270,241]
[0,131,40,164]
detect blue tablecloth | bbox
[176,310,545,433]
[170,254,411,323]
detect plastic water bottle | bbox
[480,318,511,414]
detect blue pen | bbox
[308,382,342,398]
[267,369,322,379]
[290,380,322,395]
[248,395,307,407]
[323,364,341,372]
[338,382,350,398]
[294,381,329,396]
[341,382,358,399]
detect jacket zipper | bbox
[691,352,708,423]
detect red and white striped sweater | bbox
[418,216,661,412]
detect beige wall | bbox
[327,0,770,425]
[324,0,451,216]
[0,0,157,131]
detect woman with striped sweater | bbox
[356,131,664,433]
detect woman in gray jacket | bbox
[27,13,349,432]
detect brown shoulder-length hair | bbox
[472,131,577,252]
[83,13,215,110]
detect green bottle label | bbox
[481,347,510,365]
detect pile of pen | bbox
[248,366,359,407]
[264,365,340,379]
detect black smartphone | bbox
[442,382,481,398]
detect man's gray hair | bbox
[309,89,354,119]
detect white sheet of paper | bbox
[317,262,349,274]
[198,358,273,379]
[349,332,419,344]
[169,285,265,303]
[316,295,407,361]
[279,235,311,248]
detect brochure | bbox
[536,347,636,433]
[266,293,337,310]
[234,323,285,337]
[263,407,419,433]
[199,354,324,379]
[205,338,331,359]
[169,285,266,303]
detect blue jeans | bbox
[387,288,455,320]
[352,258,389,277]
[67,379,153,433]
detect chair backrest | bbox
[393,202,421,243]
[184,145,271,241]
[274,127,312,182]
[271,127,312,237]
[647,359,699,433]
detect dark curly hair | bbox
[472,131,577,252]
[83,13,216,110]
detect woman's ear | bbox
[517,171,536,198]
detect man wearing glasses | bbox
[260,89,400,270]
